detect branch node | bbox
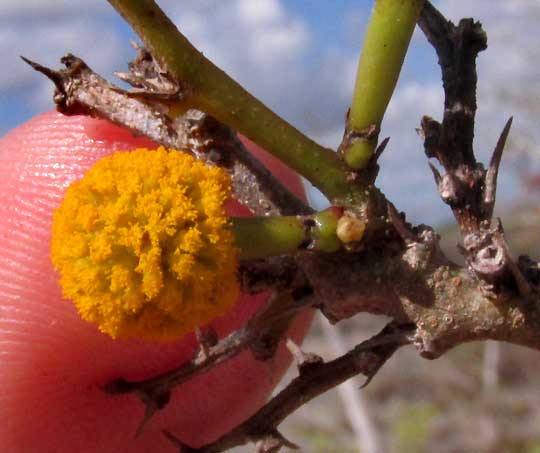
[113,42,184,101]
[103,377,134,395]
[420,116,442,159]
[438,172,463,206]
[285,338,324,374]
[196,326,219,359]
[461,219,533,297]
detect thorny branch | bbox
[25,1,540,451]
[22,51,311,217]
[164,323,411,453]
[418,2,534,297]
[105,288,314,437]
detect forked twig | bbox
[165,323,412,452]
[22,54,312,217]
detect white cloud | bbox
[0,0,106,17]
[1,21,125,111]
[163,0,309,76]
[234,0,308,64]
[385,82,443,122]
[236,0,283,25]
[0,4,127,113]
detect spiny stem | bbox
[107,0,354,201]
[343,0,425,169]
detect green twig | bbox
[233,217,306,260]
[343,0,425,169]
[107,0,353,200]
[232,209,346,260]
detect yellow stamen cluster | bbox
[51,147,238,342]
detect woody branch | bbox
[24,1,540,451]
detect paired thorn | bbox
[359,370,378,389]
[21,56,64,91]
[135,387,171,438]
[163,428,299,453]
[196,326,219,359]
[104,375,170,429]
[373,136,391,162]
[484,117,513,219]
[387,202,418,243]
[163,430,197,452]
[494,219,532,298]
[357,324,414,388]
[285,338,324,374]
[21,56,53,76]
[428,161,442,186]
[256,430,299,452]
[135,404,159,438]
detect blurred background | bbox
[2,1,539,451]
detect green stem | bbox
[233,217,305,260]
[344,0,425,169]
[232,209,344,260]
[107,0,352,200]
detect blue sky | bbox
[1,0,537,225]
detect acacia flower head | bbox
[51,147,238,342]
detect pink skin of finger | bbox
[0,112,313,452]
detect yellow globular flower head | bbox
[51,147,238,342]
